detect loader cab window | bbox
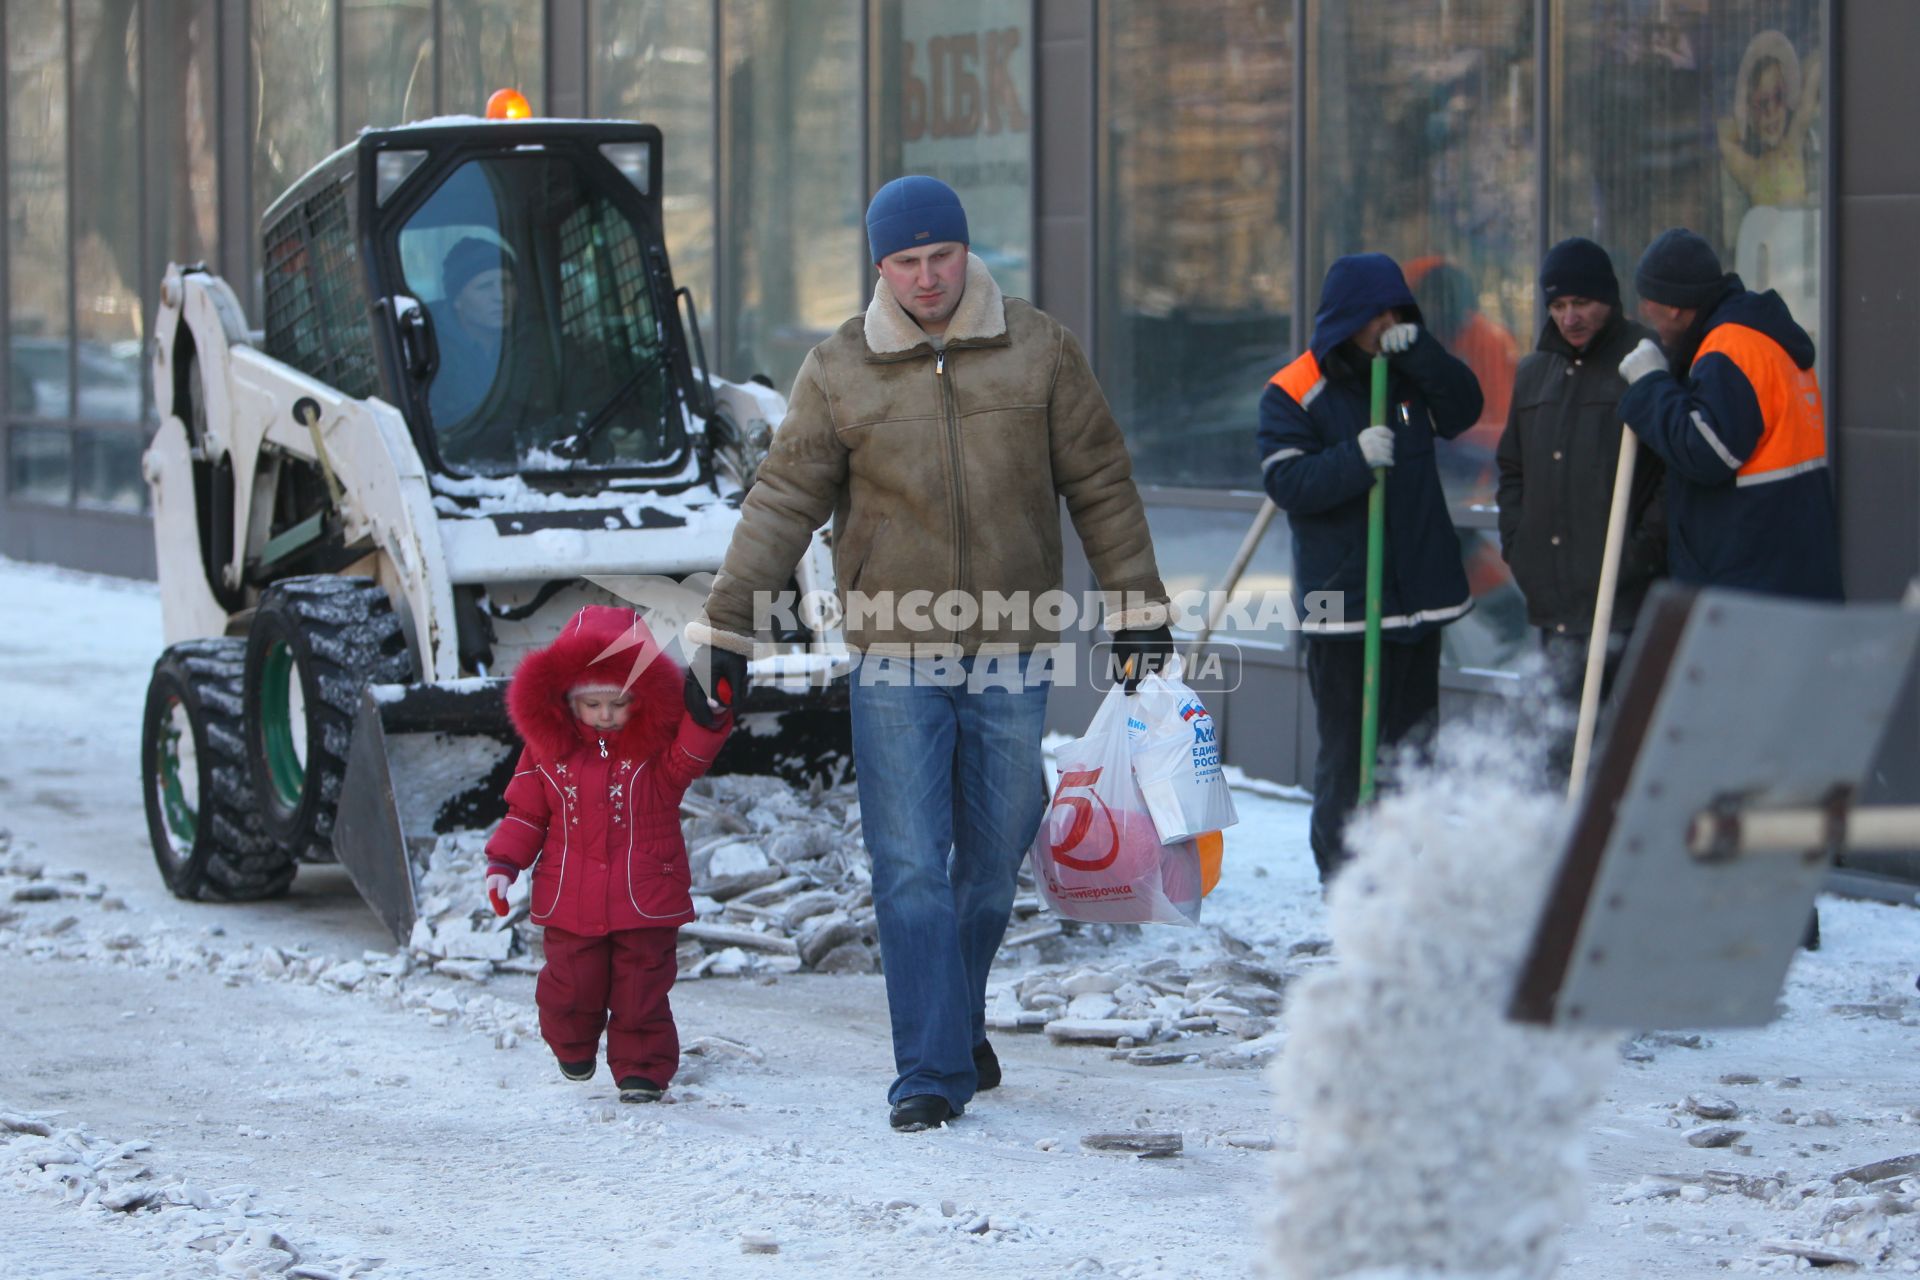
[395,154,684,476]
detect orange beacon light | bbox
[485,88,532,120]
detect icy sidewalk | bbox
[5,554,1920,1278]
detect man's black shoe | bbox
[889,1095,955,1132]
[618,1076,664,1103]
[558,1058,595,1082]
[973,1039,1001,1092]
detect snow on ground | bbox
[1,555,1918,1279]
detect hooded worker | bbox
[1256,252,1483,883]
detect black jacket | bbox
[1257,254,1483,642]
[1496,312,1667,635]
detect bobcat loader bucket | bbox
[331,681,519,944]
[332,673,852,944]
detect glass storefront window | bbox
[720,0,863,395]
[1306,0,1536,519]
[252,0,338,255]
[152,0,219,276]
[1444,528,1529,675]
[1142,503,1296,650]
[1552,0,1825,347]
[345,0,435,134]
[593,0,717,322]
[1099,0,1294,491]
[870,0,1033,300]
[8,2,71,421]
[6,425,72,505]
[72,426,147,513]
[442,0,543,118]
[73,0,146,422]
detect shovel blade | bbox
[332,681,518,944]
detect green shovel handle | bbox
[1359,354,1388,804]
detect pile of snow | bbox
[405,770,1184,988]
[986,950,1312,1067]
[1268,719,1617,1280]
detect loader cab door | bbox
[376,135,689,478]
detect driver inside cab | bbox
[429,236,524,468]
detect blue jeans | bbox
[848,651,1052,1109]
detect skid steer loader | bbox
[138,114,850,943]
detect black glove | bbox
[683,646,749,729]
[1109,625,1175,693]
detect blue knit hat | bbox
[1540,237,1619,308]
[1635,228,1727,309]
[443,236,515,300]
[866,176,969,264]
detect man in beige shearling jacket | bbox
[685,176,1172,1132]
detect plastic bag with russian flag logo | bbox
[1126,660,1239,845]
[1028,682,1204,926]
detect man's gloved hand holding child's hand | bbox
[683,646,749,729]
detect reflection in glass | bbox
[73,427,148,513]
[721,0,863,394]
[443,0,542,118]
[1552,0,1824,346]
[1444,528,1528,674]
[252,0,337,261]
[151,0,219,282]
[593,0,717,319]
[1100,0,1293,490]
[395,155,683,475]
[1142,504,1295,649]
[8,3,71,420]
[73,0,146,421]
[345,0,435,134]
[1308,0,1534,517]
[6,426,72,505]
[11,339,72,419]
[871,0,1033,299]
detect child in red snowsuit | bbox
[483,605,731,1102]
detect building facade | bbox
[4,1,1914,816]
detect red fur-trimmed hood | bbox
[506,605,685,765]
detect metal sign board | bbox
[1511,586,1920,1030]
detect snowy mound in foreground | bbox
[1269,721,1616,1280]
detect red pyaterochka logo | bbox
[1048,767,1118,871]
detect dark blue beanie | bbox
[1635,228,1727,309]
[865,176,969,264]
[1540,237,1619,308]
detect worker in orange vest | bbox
[1616,228,1841,601]
[1618,227,1840,953]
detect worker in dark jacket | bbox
[1497,238,1668,715]
[1617,228,1841,601]
[1257,252,1483,882]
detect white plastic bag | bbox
[1127,662,1239,844]
[1029,682,1203,926]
